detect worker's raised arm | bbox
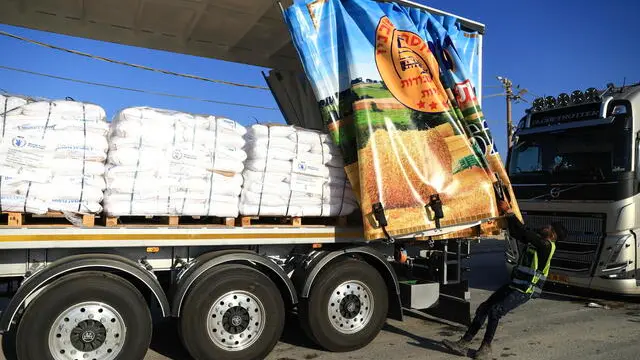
[498,197,551,252]
[505,215,550,252]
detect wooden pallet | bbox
[102,215,236,227]
[1,211,95,227]
[237,215,349,227]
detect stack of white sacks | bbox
[0,94,109,214]
[240,124,358,217]
[103,107,246,217]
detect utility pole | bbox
[497,76,514,149]
[484,77,530,150]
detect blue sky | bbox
[1,0,639,158]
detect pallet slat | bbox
[7,213,22,227]
[238,215,349,227]
[1,212,352,228]
[102,215,237,227]
[1,212,95,227]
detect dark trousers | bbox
[462,284,530,345]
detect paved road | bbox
[3,240,640,359]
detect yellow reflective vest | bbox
[510,241,556,297]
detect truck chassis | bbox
[0,225,472,360]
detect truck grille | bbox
[522,212,605,275]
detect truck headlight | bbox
[601,234,634,279]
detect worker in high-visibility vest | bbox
[442,200,567,360]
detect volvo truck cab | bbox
[506,83,640,295]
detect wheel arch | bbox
[300,246,403,321]
[171,250,298,317]
[0,253,170,333]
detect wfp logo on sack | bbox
[12,136,27,148]
[172,149,183,161]
[297,162,306,171]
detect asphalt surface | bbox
[3,239,640,360]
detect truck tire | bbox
[15,271,152,360]
[300,258,388,352]
[179,264,285,360]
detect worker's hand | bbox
[497,199,513,215]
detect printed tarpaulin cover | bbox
[284,0,521,241]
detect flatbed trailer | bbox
[0,221,475,360]
[0,0,489,359]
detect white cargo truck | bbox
[506,83,640,296]
[0,1,490,359]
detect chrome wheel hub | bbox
[48,302,125,360]
[327,280,374,334]
[206,291,266,352]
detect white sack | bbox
[240,124,356,217]
[0,95,108,214]
[104,106,246,217]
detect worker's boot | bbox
[473,342,492,360]
[441,338,470,356]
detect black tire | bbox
[179,264,285,360]
[15,271,152,360]
[300,258,388,352]
[1,322,17,360]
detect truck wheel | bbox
[300,258,388,352]
[179,264,285,360]
[15,271,152,360]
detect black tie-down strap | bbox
[372,202,395,244]
[427,193,444,229]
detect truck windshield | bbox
[509,118,632,181]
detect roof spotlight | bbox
[532,97,544,111]
[585,87,599,102]
[571,90,584,104]
[544,96,556,109]
[557,93,570,107]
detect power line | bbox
[0,30,270,91]
[0,64,278,110]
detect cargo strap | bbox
[77,104,87,213]
[284,130,298,217]
[256,126,270,216]
[338,171,347,217]
[129,112,144,215]
[168,118,178,215]
[205,120,216,216]
[0,97,7,211]
[319,132,325,217]
[1,96,7,137]
[24,101,53,213]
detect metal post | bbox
[497,76,515,150]
[506,83,513,149]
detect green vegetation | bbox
[352,84,393,99]
[353,108,413,148]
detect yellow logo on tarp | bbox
[307,0,327,30]
[374,17,449,113]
